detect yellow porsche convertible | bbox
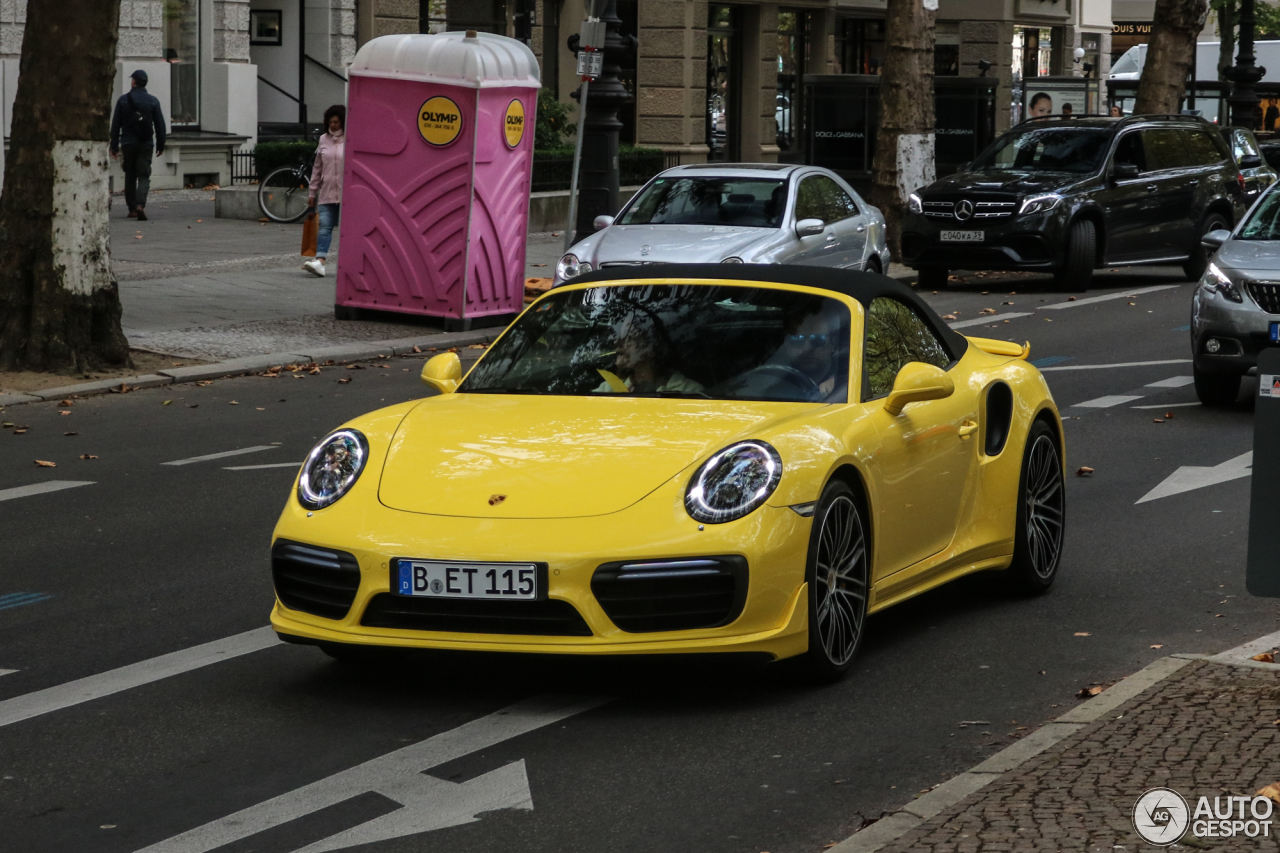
[270,265,1064,679]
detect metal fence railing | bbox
[231,151,257,184]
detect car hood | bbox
[586,224,775,265]
[1216,239,1280,275]
[924,170,1083,196]
[378,393,808,519]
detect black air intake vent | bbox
[361,594,592,636]
[591,556,748,633]
[272,540,362,620]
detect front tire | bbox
[796,480,870,682]
[1005,421,1065,594]
[1184,212,1230,281]
[1054,219,1095,292]
[258,166,311,223]
[1193,364,1241,406]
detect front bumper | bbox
[269,492,813,661]
[1191,284,1280,376]
[900,212,1061,271]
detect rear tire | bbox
[1054,219,1095,292]
[258,166,311,223]
[1193,364,1242,406]
[795,480,870,683]
[1184,212,1230,281]
[1005,421,1065,594]
[917,266,947,289]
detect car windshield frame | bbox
[969,126,1113,174]
[460,283,853,404]
[1236,187,1280,240]
[616,176,790,228]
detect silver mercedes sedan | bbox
[1194,183,1280,404]
[554,164,891,284]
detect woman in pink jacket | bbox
[303,105,345,277]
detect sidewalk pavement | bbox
[833,636,1280,853]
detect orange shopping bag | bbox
[301,210,318,257]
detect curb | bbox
[0,329,498,408]
[829,655,1194,853]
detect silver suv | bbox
[1193,183,1280,404]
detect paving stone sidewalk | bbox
[867,658,1280,852]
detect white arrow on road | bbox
[134,694,608,853]
[1136,451,1253,504]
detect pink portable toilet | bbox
[336,32,540,330]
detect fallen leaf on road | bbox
[1216,614,1224,617]
[530,263,547,267]
[1076,466,1094,477]
[412,345,421,353]
[59,410,70,416]
[1067,296,1077,301]
[1153,418,1164,423]
[1150,644,1164,649]
[13,428,28,434]
[942,314,957,320]
[258,217,269,223]
[1074,631,1091,637]
[58,399,73,406]
[1252,652,1275,663]
[195,380,212,387]
[1002,301,1015,305]
[64,431,77,436]
[229,400,238,405]
[256,407,266,411]
[34,460,56,468]
[109,383,132,394]
[957,721,991,727]
[2,422,12,428]
[1077,685,1104,698]
[134,235,142,239]
[186,404,198,409]
[447,347,460,353]
[1258,783,1280,806]
[161,401,172,406]
[467,344,487,349]
[196,219,202,223]
[337,377,351,384]
[79,454,97,460]
[979,308,997,315]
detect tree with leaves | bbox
[0,0,129,374]
[868,0,936,257]
[1135,0,1211,114]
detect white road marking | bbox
[0,670,16,678]
[134,694,610,853]
[224,462,301,471]
[0,627,279,729]
[1145,376,1195,388]
[0,481,94,503]
[1070,394,1146,409]
[1040,359,1193,372]
[1136,451,1253,504]
[1131,401,1202,409]
[162,446,277,466]
[1040,284,1182,310]
[948,312,1035,329]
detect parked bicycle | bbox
[257,134,319,223]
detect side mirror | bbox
[1201,228,1233,251]
[593,214,614,231]
[1241,154,1264,169]
[420,352,462,394]
[883,362,955,416]
[795,217,825,238]
[1112,162,1140,180]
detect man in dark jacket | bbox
[109,69,166,221]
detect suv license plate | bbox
[1271,322,1279,342]
[396,560,537,600]
[941,230,983,242]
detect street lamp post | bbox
[568,0,635,244]
[1227,0,1267,129]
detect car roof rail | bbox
[1115,113,1213,127]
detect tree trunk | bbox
[1134,0,1211,113]
[0,0,129,374]
[868,0,936,258]
[1219,0,1237,81]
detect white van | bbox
[1109,41,1280,83]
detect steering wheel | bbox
[742,364,821,399]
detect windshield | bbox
[618,177,788,228]
[461,284,851,403]
[970,127,1111,174]
[1110,47,1144,76]
[1238,189,1280,240]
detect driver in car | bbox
[769,307,844,401]
[595,315,705,395]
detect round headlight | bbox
[685,440,783,524]
[298,429,369,510]
[556,254,593,280]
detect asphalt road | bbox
[0,267,1273,853]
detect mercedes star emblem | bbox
[954,199,974,221]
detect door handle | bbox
[856,225,867,232]
[958,419,979,438]
[826,234,837,242]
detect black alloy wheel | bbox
[917,266,947,289]
[1184,213,1230,281]
[797,480,870,681]
[1193,364,1242,406]
[1055,218,1095,293]
[1006,421,1065,593]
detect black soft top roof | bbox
[564,263,970,356]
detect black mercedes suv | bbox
[901,115,1251,291]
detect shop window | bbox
[420,0,505,35]
[165,0,199,127]
[836,18,885,75]
[707,5,741,161]
[935,22,958,76]
[777,10,808,155]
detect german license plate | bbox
[941,230,983,242]
[396,560,537,600]
[1271,321,1278,342]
